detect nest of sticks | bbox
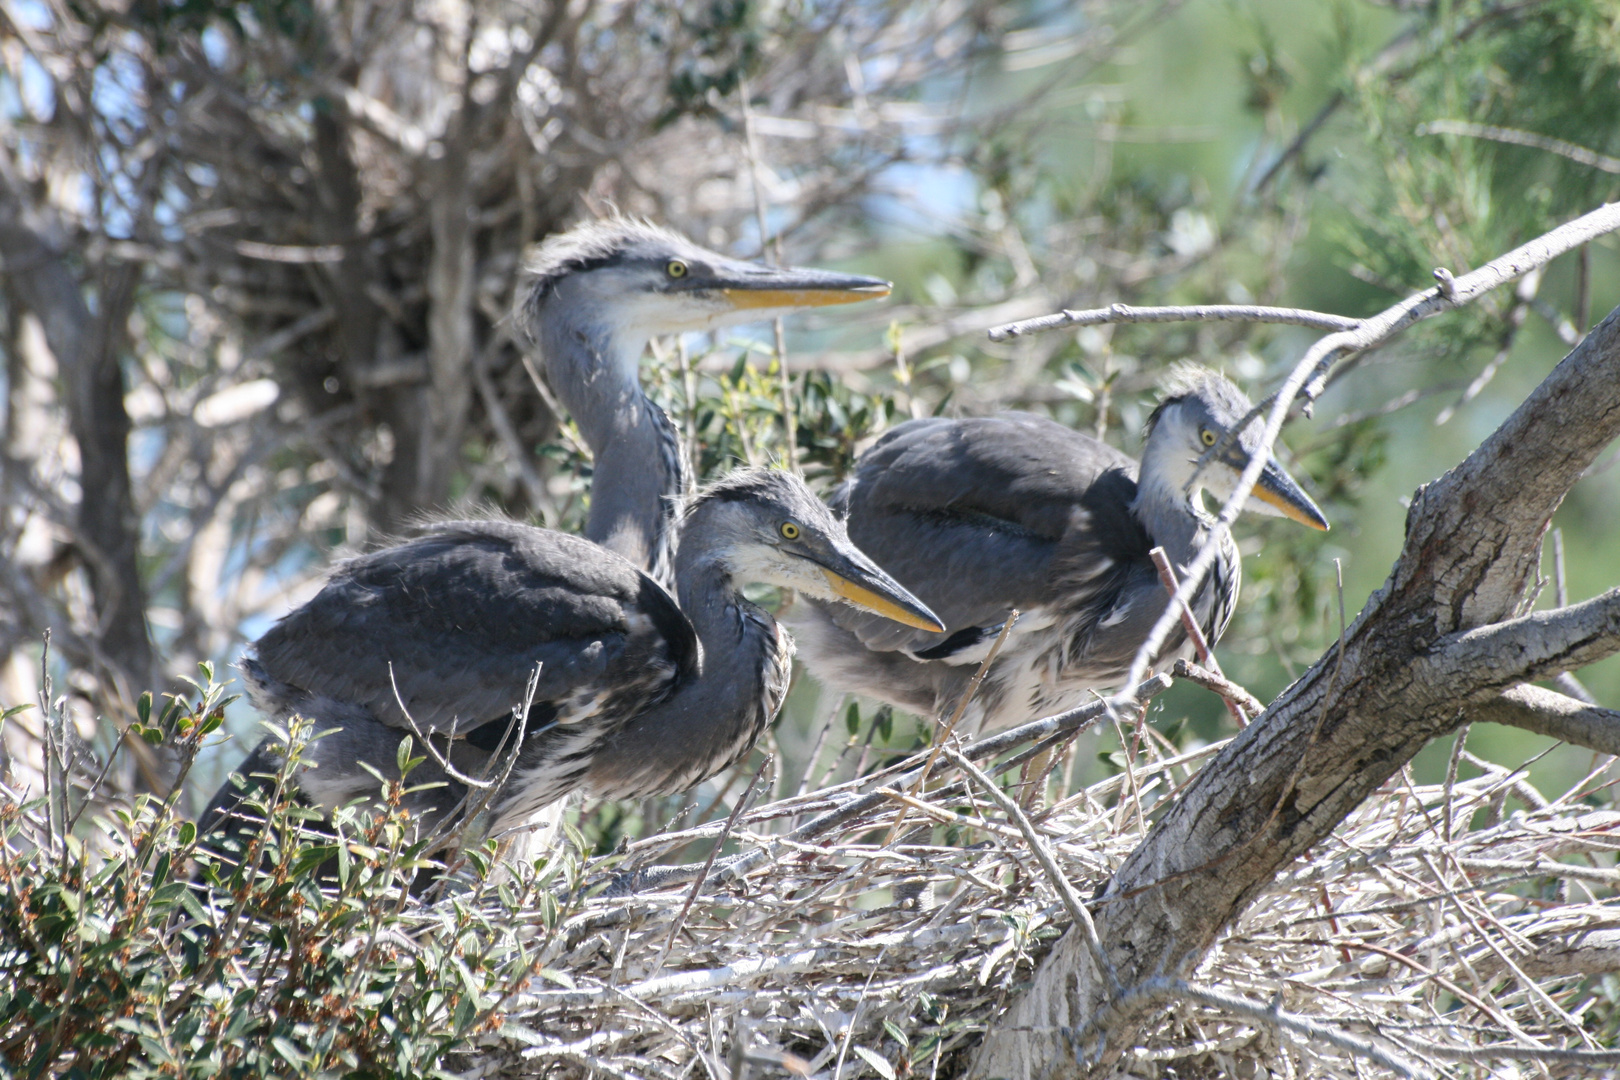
[452,678,1620,1080]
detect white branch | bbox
[1121,201,1620,695]
[987,302,1360,342]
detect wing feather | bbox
[247,521,696,735]
[821,414,1153,655]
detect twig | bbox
[1434,268,1538,426]
[927,611,1019,760]
[1151,547,1247,725]
[1168,980,1426,1078]
[1419,120,1620,175]
[1123,200,1620,696]
[653,755,772,975]
[943,746,1117,993]
[1549,528,1597,705]
[1170,659,1262,718]
[886,611,1019,845]
[987,302,1359,342]
[794,694,845,800]
[626,673,1176,893]
[518,352,592,460]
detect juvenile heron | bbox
[791,366,1330,732]
[202,221,920,853]
[200,468,941,851]
[517,218,891,585]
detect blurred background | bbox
[1,0,1617,842]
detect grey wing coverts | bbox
[246,521,694,737]
[206,521,695,836]
[821,413,1151,658]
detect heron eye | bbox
[666,259,688,279]
[779,521,801,541]
[1200,429,1217,447]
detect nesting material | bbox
[461,725,1620,1079]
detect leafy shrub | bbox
[0,667,576,1079]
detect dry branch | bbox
[987,302,1361,342]
[1472,683,1620,756]
[968,207,1620,1078]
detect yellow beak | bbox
[820,568,945,632]
[723,284,892,310]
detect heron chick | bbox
[200,468,941,862]
[518,218,891,586]
[792,365,1329,733]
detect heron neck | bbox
[585,531,787,799]
[1131,469,1241,646]
[1130,472,1212,574]
[535,313,688,588]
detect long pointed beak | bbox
[811,549,944,633]
[716,264,892,311]
[1253,456,1330,531]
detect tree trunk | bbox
[0,173,154,698]
[968,304,1620,1079]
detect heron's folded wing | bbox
[824,414,1146,657]
[249,521,696,735]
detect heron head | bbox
[1142,365,1329,531]
[688,468,945,633]
[518,219,891,361]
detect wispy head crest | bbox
[682,466,820,521]
[1145,363,1253,435]
[517,217,697,338]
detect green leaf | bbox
[149,882,187,910]
[538,968,576,989]
[177,884,209,923]
[853,1046,896,1080]
[136,691,152,725]
[846,701,862,735]
[882,1019,909,1049]
[270,1036,307,1067]
[158,697,185,729]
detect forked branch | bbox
[969,202,1620,1079]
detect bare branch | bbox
[1467,683,1620,758]
[1420,119,1620,174]
[1425,587,1620,689]
[970,273,1620,1077]
[1122,202,1620,697]
[1171,659,1264,719]
[1170,981,1426,1078]
[988,302,1360,342]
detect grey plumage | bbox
[201,468,940,851]
[517,218,890,588]
[201,220,918,858]
[791,365,1329,732]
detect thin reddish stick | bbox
[1149,546,1249,727]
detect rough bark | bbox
[1473,683,1620,755]
[967,304,1620,1079]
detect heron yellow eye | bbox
[666,259,688,279]
[1201,429,1217,447]
[779,521,801,541]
